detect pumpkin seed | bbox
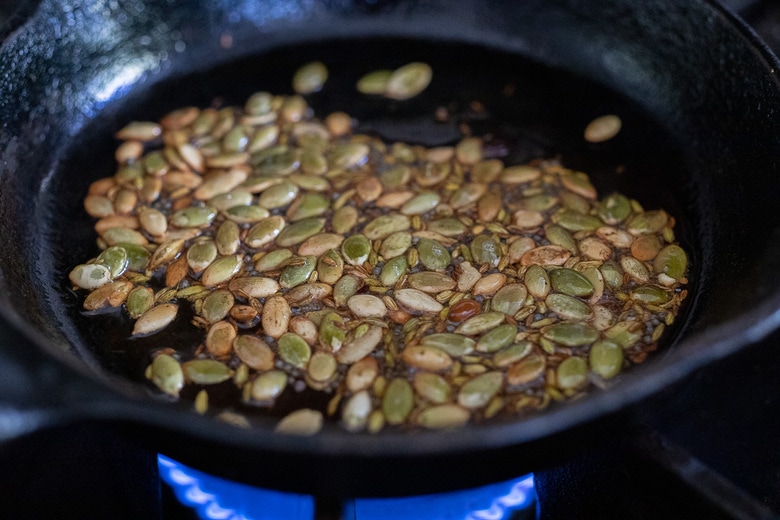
[132,303,178,336]
[275,217,324,247]
[455,311,505,336]
[546,293,593,320]
[395,288,444,314]
[549,268,595,297]
[278,333,312,368]
[293,61,328,94]
[316,249,345,284]
[380,256,408,287]
[417,238,451,271]
[413,372,452,404]
[470,234,501,267]
[183,359,233,385]
[187,239,218,272]
[382,378,414,425]
[262,296,291,339]
[341,234,371,266]
[337,325,383,364]
[542,322,599,347]
[420,333,475,357]
[279,255,317,289]
[334,275,362,307]
[201,255,242,287]
[458,372,502,409]
[83,280,132,310]
[347,294,387,318]
[363,214,411,240]
[584,114,622,143]
[127,286,155,318]
[493,341,534,367]
[254,249,294,273]
[234,335,275,371]
[228,276,280,298]
[201,289,235,323]
[476,324,517,353]
[250,370,288,402]
[149,354,183,396]
[384,62,432,100]
[557,357,588,389]
[654,245,688,281]
[416,404,470,429]
[589,339,623,379]
[342,390,372,431]
[331,205,359,234]
[402,345,453,371]
[356,69,393,94]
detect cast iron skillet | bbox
[2,0,780,497]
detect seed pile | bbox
[69,79,688,435]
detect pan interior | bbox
[36,37,697,424]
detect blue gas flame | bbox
[159,454,535,520]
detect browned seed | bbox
[94,215,140,233]
[346,356,379,393]
[356,176,383,202]
[336,325,384,364]
[234,335,275,370]
[206,320,237,357]
[132,303,178,336]
[165,254,189,288]
[297,234,345,257]
[285,283,333,306]
[630,235,662,261]
[472,273,507,296]
[401,345,453,372]
[84,195,115,218]
[520,246,572,266]
[325,111,352,136]
[578,237,612,261]
[261,295,291,339]
[230,304,259,323]
[376,191,415,209]
[83,280,133,310]
[290,316,319,345]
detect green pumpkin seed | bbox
[627,210,668,235]
[501,165,541,184]
[127,286,155,318]
[379,232,412,259]
[427,218,467,237]
[225,205,270,224]
[542,322,600,347]
[600,260,624,289]
[407,271,456,294]
[101,227,148,246]
[476,324,517,353]
[210,190,253,212]
[654,245,688,281]
[598,193,632,224]
[250,370,288,402]
[316,250,344,285]
[201,255,242,287]
[525,265,551,299]
[117,243,151,272]
[201,289,234,323]
[413,373,452,404]
[470,234,501,267]
[557,357,588,389]
[357,69,393,94]
[286,193,329,222]
[293,61,328,94]
[333,275,361,308]
[589,339,623,379]
[254,249,294,273]
[280,255,317,289]
[183,359,233,385]
[491,284,529,316]
[244,215,286,248]
[187,239,218,272]
[455,311,505,336]
[380,164,412,189]
[331,205,359,234]
[549,268,594,297]
[382,378,414,425]
[493,341,534,367]
[275,217,324,247]
[170,206,217,228]
[401,191,440,215]
[328,142,369,169]
[247,125,280,153]
[149,354,183,396]
[341,234,371,266]
[416,404,470,429]
[363,214,411,240]
[319,312,346,351]
[605,321,642,349]
[379,256,408,287]
[258,181,299,210]
[116,121,162,141]
[420,332,475,357]
[632,285,671,305]
[214,220,240,255]
[458,372,502,409]
[553,209,602,231]
[417,238,451,271]
[545,224,577,253]
[546,293,593,320]
[278,333,312,368]
[384,62,432,100]
[95,246,129,278]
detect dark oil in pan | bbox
[48,37,696,425]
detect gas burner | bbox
[159,455,535,520]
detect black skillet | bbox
[1,0,780,497]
